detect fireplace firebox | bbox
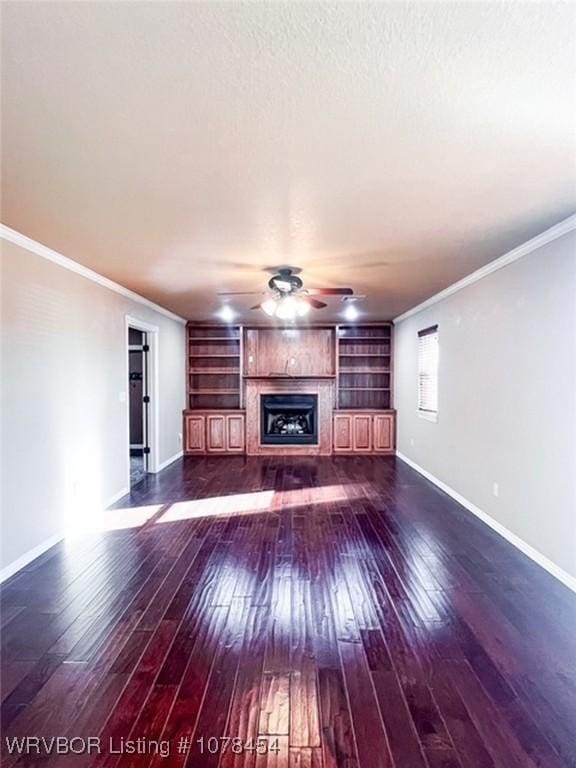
[260,394,318,445]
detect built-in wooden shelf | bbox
[188,389,240,394]
[189,353,240,358]
[337,323,392,410]
[189,337,240,341]
[338,336,390,341]
[339,367,390,373]
[185,322,394,418]
[183,322,396,454]
[187,324,243,409]
[190,368,240,374]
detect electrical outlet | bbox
[410,438,415,447]
[118,391,126,403]
[178,432,182,444]
[492,482,499,498]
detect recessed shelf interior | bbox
[187,324,242,409]
[337,324,392,410]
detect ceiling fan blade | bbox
[217,291,264,296]
[250,303,264,310]
[301,296,328,309]
[306,287,354,296]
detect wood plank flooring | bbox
[1,456,575,767]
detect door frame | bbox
[125,315,160,483]
[128,333,147,455]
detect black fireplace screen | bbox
[261,394,318,445]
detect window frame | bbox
[417,325,439,422]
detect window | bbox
[418,325,438,418]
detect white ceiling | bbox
[2,2,575,321]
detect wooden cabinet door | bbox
[373,414,394,453]
[226,414,245,452]
[353,414,372,452]
[184,414,205,453]
[333,413,353,452]
[207,414,226,452]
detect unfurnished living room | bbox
[1,2,575,767]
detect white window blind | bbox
[418,326,438,413]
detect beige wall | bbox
[1,239,186,576]
[394,229,576,581]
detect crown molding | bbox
[394,213,576,323]
[0,224,187,325]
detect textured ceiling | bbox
[2,2,575,321]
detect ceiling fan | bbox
[218,267,354,320]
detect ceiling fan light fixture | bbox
[249,268,354,319]
[343,303,359,321]
[217,304,236,322]
[272,278,293,293]
[297,298,311,316]
[262,298,278,316]
[275,295,299,320]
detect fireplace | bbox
[260,394,318,445]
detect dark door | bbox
[129,328,150,475]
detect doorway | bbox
[128,327,149,486]
[125,315,159,491]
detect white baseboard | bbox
[0,532,63,584]
[156,450,183,473]
[106,486,129,508]
[396,451,576,594]
[1,485,131,582]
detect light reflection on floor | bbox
[62,483,458,620]
[155,490,276,524]
[94,504,163,531]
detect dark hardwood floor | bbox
[2,456,575,767]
